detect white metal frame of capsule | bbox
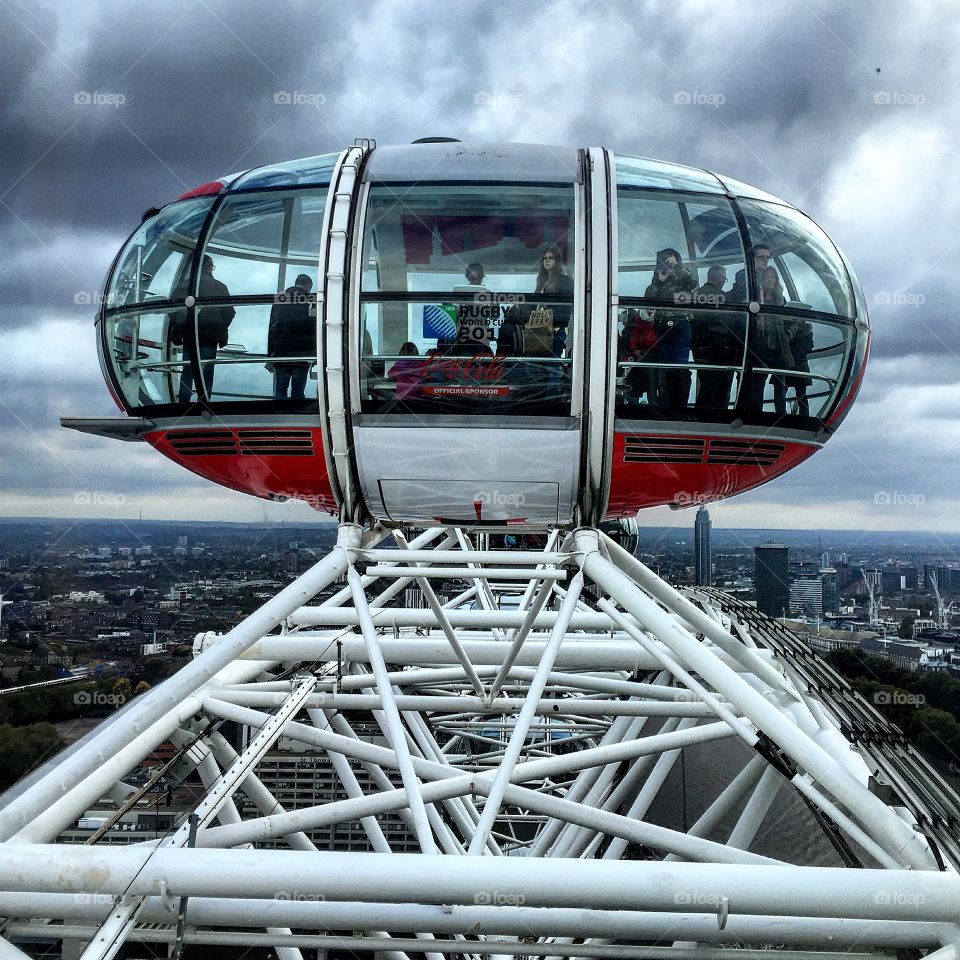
[0,523,957,960]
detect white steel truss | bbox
[0,523,958,960]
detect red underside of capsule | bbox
[143,428,337,514]
[604,432,817,517]
[144,426,816,522]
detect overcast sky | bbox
[0,0,957,542]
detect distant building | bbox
[755,543,789,618]
[790,578,823,618]
[820,551,830,568]
[68,591,105,604]
[933,566,960,592]
[835,561,852,591]
[820,568,839,615]
[694,506,712,587]
[860,636,947,672]
[882,570,905,593]
[900,567,918,590]
[804,631,860,655]
[924,564,936,591]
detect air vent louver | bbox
[167,429,315,457]
[622,435,785,467]
[623,436,705,464]
[167,430,236,456]
[236,430,314,457]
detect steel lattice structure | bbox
[1,523,958,960]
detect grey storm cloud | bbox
[0,0,958,526]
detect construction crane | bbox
[865,573,882,628]
[931,572,955,629]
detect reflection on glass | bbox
[712,173,789,205]
[615,156,725,194]
[230,153,338,191]
[360,298,572,415]
[201,191,325,297]
[105,310,186,407]
[617,190,745,301]
[105,298,319,407]
[107,199,214,309]
[199,303,317,404]
[742,315,850,417]
[738,200,853,317]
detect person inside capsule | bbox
[644,247,695,407]
[533,245,574,358]
[453,261,497,356]
[744,265,791,413]
[174,255,235,403]
[267,273,315,401]
[692,265,744,410]
[731,243,771,302]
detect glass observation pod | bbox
[64,140,869,528]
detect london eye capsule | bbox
[65,140,869,526]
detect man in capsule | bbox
[731,243,771,303]
[177,255,235,403]
[730,243,772,412]
[268,273,315,400]
[693,265,743,410]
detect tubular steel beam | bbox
[0,897,950,948]
[2,848,959,922]
[575,530,938,871]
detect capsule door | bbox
[341,150,588,526]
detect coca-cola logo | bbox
[421,353,507,384]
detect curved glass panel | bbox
[742,314,851,417]
[198,302,318,403]
[617,190,746,299]
[616,307,748,413]
[200,190,326,297]
[360,183,576,415]
[738,200,854,317]
[231,153,338,191]
[615,156,724,194]
[713,173,789,205]
[106,199,214,309]
[835,242,869,323]
[829,323,868,424]
[105,309,188,407]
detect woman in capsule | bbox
[534,245,574,357]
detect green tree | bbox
[916,671,960,720]
[0,723,64,791]
[908,707,960,767]
[112,678,133,703]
